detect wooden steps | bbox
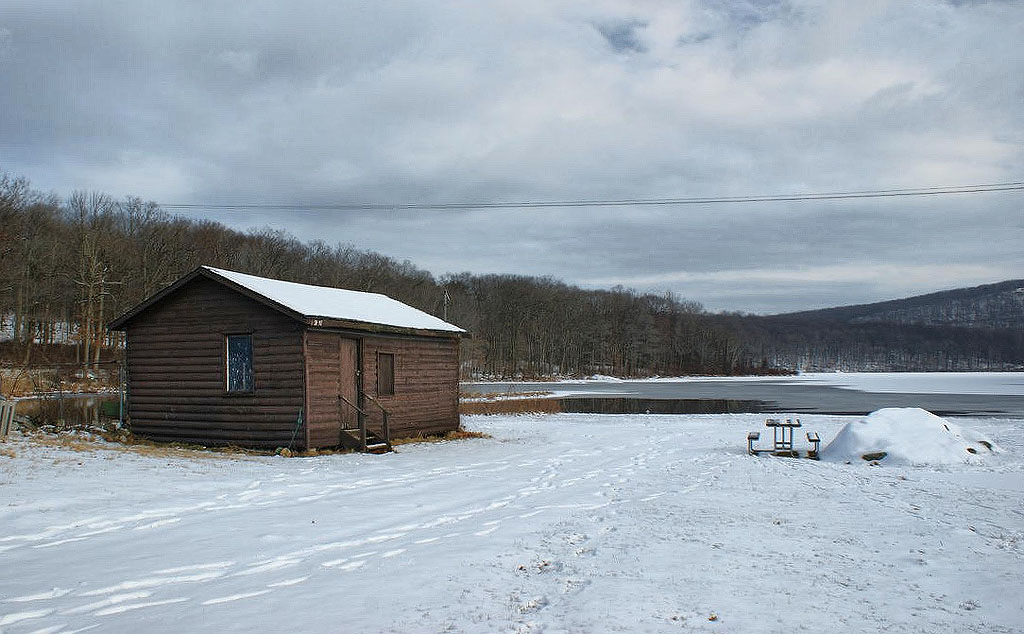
[339,427,392,454]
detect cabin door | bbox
[305,332,360,447]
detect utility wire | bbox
[159,181,1024,212]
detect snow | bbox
[822,408,1001,465]
[204,266,465,333]
[461,389,635,402]
[2,413,1023,633]
[793,372,1024,396]
[534,372,1024,396]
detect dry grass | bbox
[7,426,484,460]
[1,367,117,399]
[461,390,553,401]
[24,431,364,460]
[391,429,491,446]
[460,397,562,416]
[4,413,490,460]
[15,431,272,461]
[276,446,356,458]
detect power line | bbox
[159,181,1024,213]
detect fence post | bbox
[0,401,14,439]
[118,361,126,427]
[359,408,367,452]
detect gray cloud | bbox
[595,20,648,53]
[0,0,1021,312]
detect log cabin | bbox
[108,266,467,452]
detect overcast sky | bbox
[1,0,1022,313]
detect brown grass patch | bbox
[17,431,272,461]
[9,419,489,460]
[1,367,118,399]
[460,397,562,416]
[461,391,553,400]
[391,429,491,446]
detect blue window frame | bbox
[226,334,253,392]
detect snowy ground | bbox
[1,413,1023,633]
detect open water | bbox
[462,377,1024,417]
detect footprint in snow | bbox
[93,596,189,616]
[0,608,55,627]
[232,558,302,577]
[61,591,153,615]
[154,561,234,575]
[201,590,270,606]
[3,587,73,603]
[267,576,310,588]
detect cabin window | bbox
[226,334,254,392]
[377,352,395,396]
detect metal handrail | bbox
[337,393,369,451]
[360,393,391,449]
[337,393,370,418]
[337,393,391,451]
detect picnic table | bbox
[765,417,801,456]
[747,418,819,458]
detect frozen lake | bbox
[463,372,1024,417]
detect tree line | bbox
[3,169,1021,377]
[0,170,759,377]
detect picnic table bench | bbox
[806,431,820,459]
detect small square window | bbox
[226,335,253,392]
[377,352,395,396]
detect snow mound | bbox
[822,408,1000,465]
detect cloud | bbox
[0,0,1021,312]
[594,20,648,53]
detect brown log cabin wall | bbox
[361,334,460,438]
[125,278,306,449]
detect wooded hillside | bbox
[0,170,753,378]
[3,169,1022,377]
[739,281,1024,371]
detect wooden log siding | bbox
[361,335,460,438]
[124,278,305,449]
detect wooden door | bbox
[305,332,360,448]
[338,337,358,429]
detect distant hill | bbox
[775,279,1024,330]
[728,280,1024,372]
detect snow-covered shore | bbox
[1,413,1022,633]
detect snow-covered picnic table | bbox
[748,417,811,457]
[765,418,801,455]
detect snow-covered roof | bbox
[204,266,465,334]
